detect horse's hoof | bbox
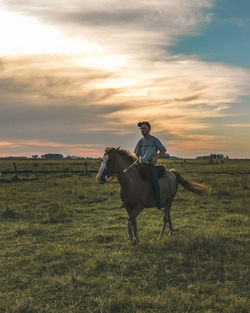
[157,234,163,240]
[131,239,138,245]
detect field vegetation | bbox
[0,159,249,313]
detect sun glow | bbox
[0,7,101,56]
[0,6,127,72]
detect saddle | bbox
[137,163,166,181]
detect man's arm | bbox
[152,137,167,164]
[152,148,166,164]
[158,148,167,158]
[134,139,141,158]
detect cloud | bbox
[1,54,250,157]
[0,1,250,157]
[0,55,113,104]
[0,141,14,147]
[103,57,250,136]
[0,139,103,157]
[167,134,225,157]
[229,17,250,28]
[1,0,213,57]
[224,123,250,128]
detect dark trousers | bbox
[146,163,161,209]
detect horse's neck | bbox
[115,155,138,187]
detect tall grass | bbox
[0,159,249,312]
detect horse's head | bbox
[96,147,119,184]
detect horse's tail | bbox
[172,170,210,195]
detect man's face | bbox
[140,124,150,137]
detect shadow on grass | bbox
[126,229,248,289]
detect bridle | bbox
[106,157,138,183]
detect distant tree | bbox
[41,153,63,159]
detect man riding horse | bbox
[134,121,167,212]
[96,124,209,244]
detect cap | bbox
[137,121,151,129]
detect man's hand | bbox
[152,156,159,164]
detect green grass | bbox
[0,159,249,312]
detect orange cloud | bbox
[168,135,225,157]
[21,140,64,148]
[0,141,14,147]
[224,123,250,128]
[70,148,103,157]
[0,139,103,157]
[0,140,64,149]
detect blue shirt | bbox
[134,135,166,164]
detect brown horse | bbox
[96,147,209,245]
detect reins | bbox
[106,159,138,183]
[122,159,138,173]
[107,174,117,182]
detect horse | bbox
[96,147,209,245]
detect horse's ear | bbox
[116,146,121,151]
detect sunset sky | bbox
[0,0,250,158]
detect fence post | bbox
[242,174,248,189]
[84,162,88,175]
[13,162,18,180]
[41,160,45,173]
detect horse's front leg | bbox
[127,218,138,245]
[128,205,143,245]
[130,218,138,245]
[157,212,168,240]
[127,219,134,243]
[125,204,135,244]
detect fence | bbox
[0,161,99,176]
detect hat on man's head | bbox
[137,121,151,129]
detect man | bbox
[134,121,167,211]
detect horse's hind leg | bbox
[157,212,168,240]
[158,198,173,239]
[128,220,134,243]
[167,206,173,236]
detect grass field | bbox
[0,159,249,313]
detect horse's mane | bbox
[105,147,138,164]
